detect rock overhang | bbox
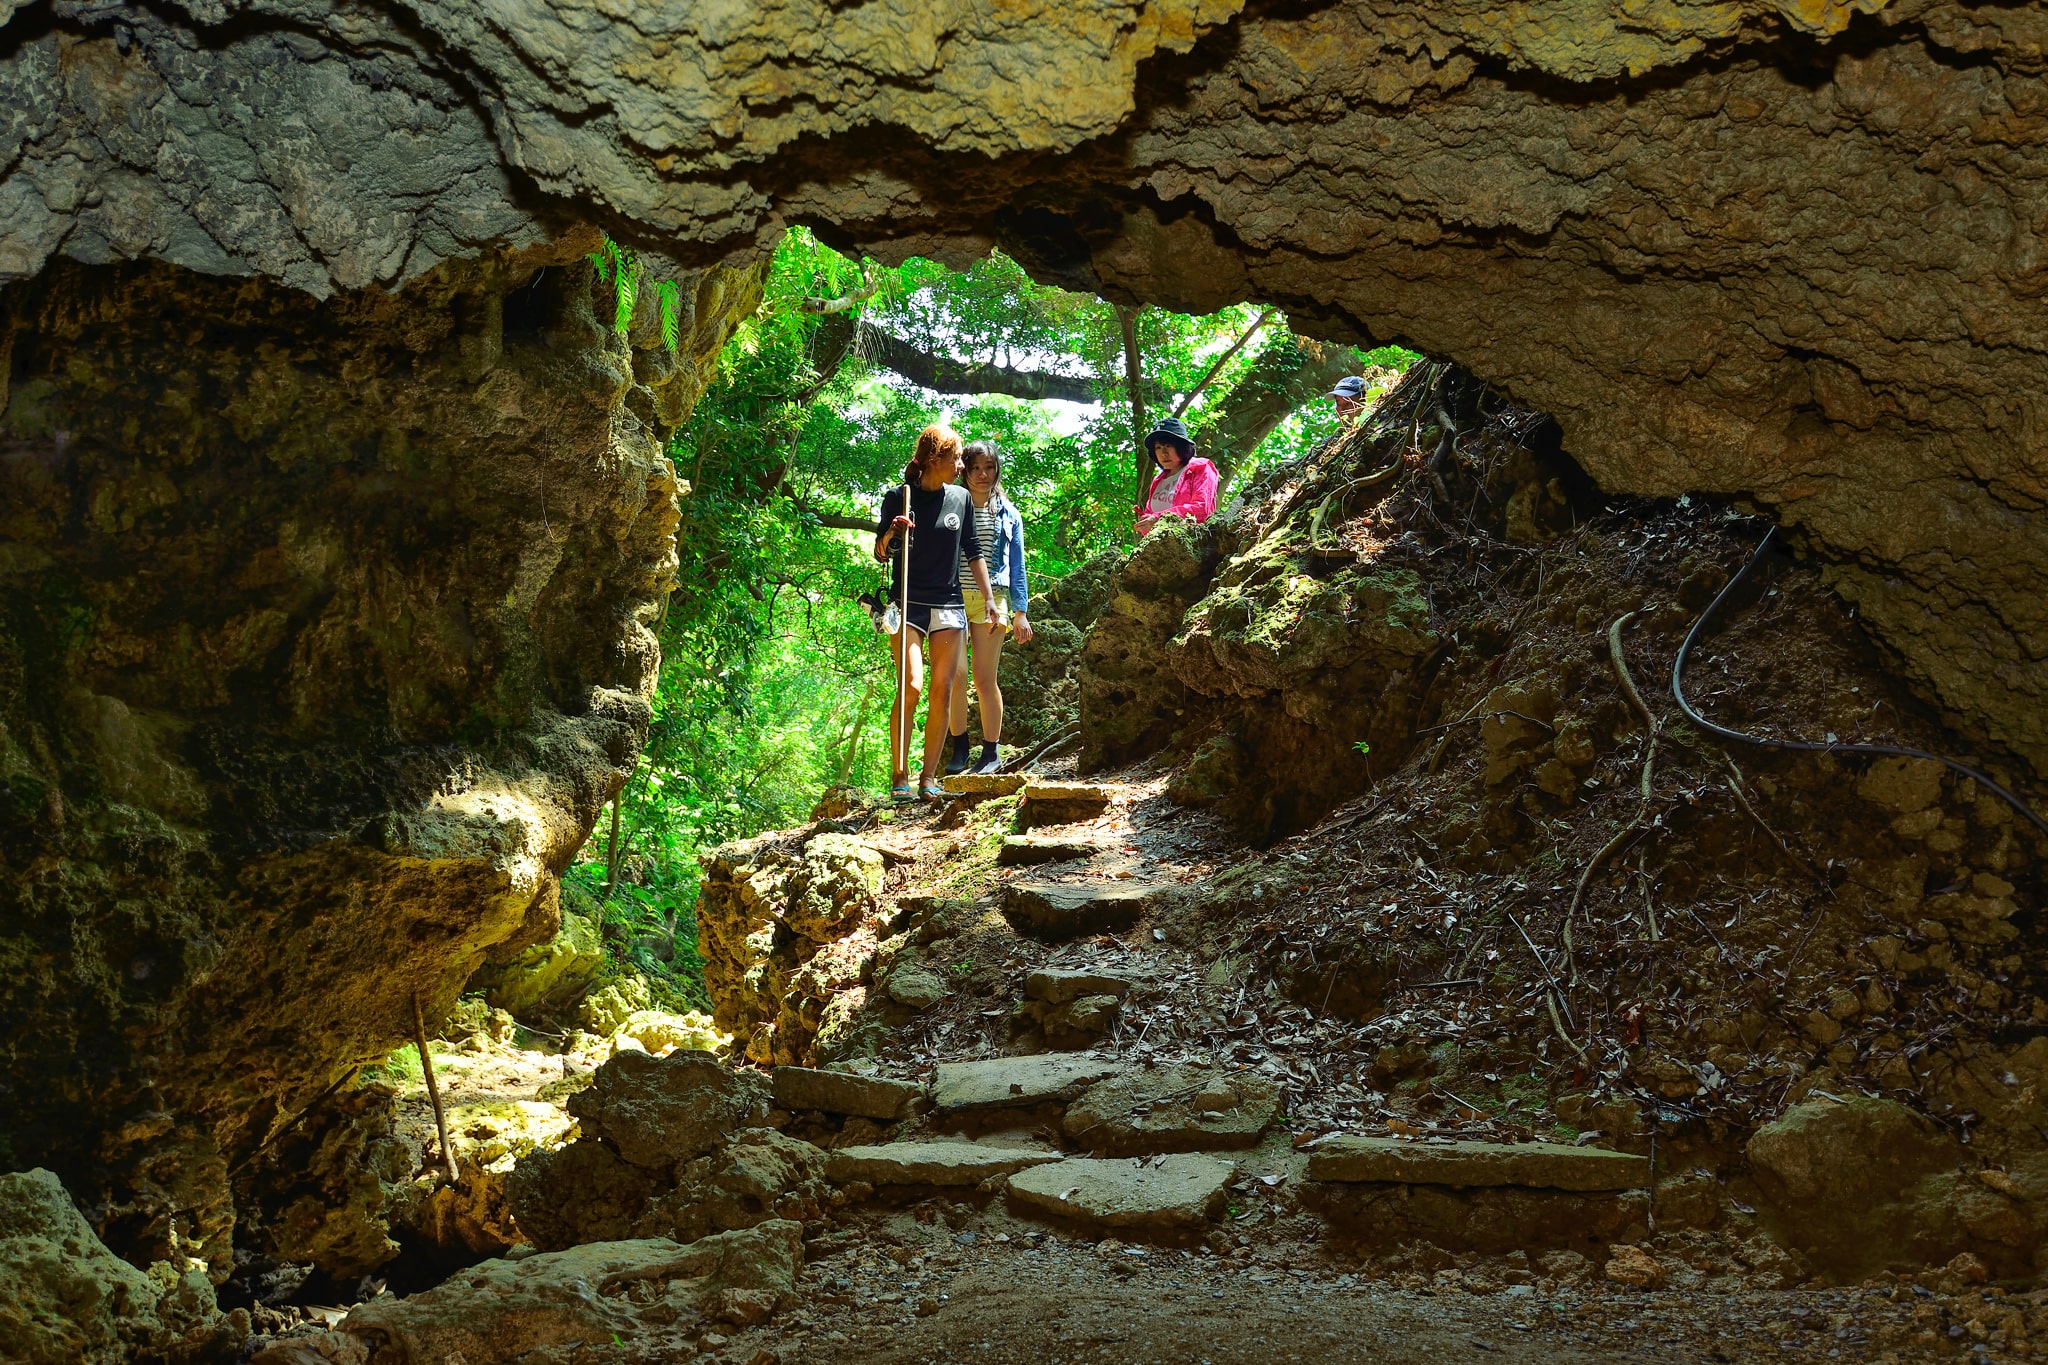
[5,0,2048,1271]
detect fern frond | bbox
[614,256,640,337]
[657,279,683,352]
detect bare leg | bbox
[890,625,926,783]
[970,618,1005,741]
[948,626,971,736]
[920,628,963,778]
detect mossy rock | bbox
[470,908,604,1021]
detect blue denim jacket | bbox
[982,493,1030,614]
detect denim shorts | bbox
[961,587,1009,632]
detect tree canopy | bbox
[567,229,1418,996]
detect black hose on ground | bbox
[1671,526,2048,837]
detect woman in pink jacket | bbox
[1133,416,1219,537]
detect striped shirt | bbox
[960,497,1001,585]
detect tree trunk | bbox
[604,793,622,898]
[1118,304,1148,505]
[856,323,1099,403]
[1198,336,1367,492]
[834,676,878,785]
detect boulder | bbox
[1016,970,1136,1048]
[503,1141,659,1252]
[640,1131,835,1243]
[310,1221,804,1363]
[387,1160,521,1262]
[566,1050,771,1170]
[825,1143,1064,1186]
[1305,1136,1648,1191]
[1744,1095,2032,1278]
[1062,1065,1279,1155]
[771,1067,927,1120]
[1037,995,1123,1049]
[932,1055,1124,1112]
[1006,1154,1234,1232]
[1000,882,1163,939]
[1603,1244,1665,1289]
[883,963,949,1010]
[473,908,604,1019]
[0,1168,239,1365]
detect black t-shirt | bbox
[878,482,981,607]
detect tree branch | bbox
[800,264,882,315]
[1197,335,1367,492]
[1174,308,1275,418]
[777,481,878,534]
[856,323,1099,404]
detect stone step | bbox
[942,772,1027,796]
[1024,968,1136,1004]
[770,1067,927,1121]
[1007,1153,1235,1231]
[1018,781,1113,830]
[1000,881,1164,939]
[1305,1136,1649,1191]
[932,1054,1124,1112]
[1022,780,1113,803]
[997,834,1108,866]
[1061,1064,1278,1156]
[826,1142,1063,1186]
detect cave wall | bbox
[0,243,762,1272]
[6,0,2048,1269]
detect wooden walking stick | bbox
[894,480,914,784]
[412,993,461,1187]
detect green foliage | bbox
[581,228,1420,999]
[656,279,682,352]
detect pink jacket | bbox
[1134,457,1219,535]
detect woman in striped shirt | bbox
[946,442,1034,775]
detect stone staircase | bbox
[766,772,1660,1249]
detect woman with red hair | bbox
[875,425,996,800]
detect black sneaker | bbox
[944,732,972,775]
[969,743,1002,775]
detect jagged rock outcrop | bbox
[1076,519,1218,772]
[0,245,761,1272]
[0,1168,241,1364]
[503,1051,834,1255]
[9,0,2048,1284]
[695,831,886,1065]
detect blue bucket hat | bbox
[1328,375,1367,400]
[1143,417,1197,465]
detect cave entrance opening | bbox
[571,226,1422,1014]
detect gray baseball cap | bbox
[1328,375,1366,399]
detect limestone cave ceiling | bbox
[4,0,2044,772]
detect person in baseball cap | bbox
[1329,374,1368,421]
